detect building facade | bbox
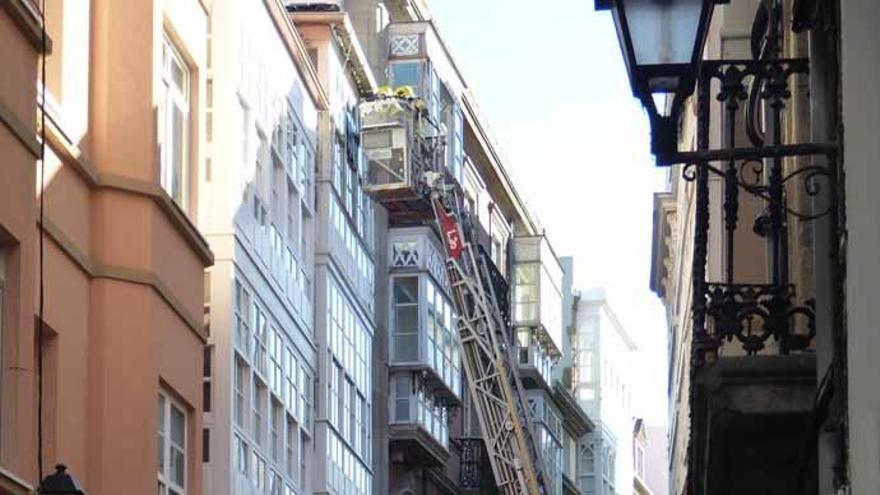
[0,1,213,494]
[200,2,326,495]
[641,425,667,495]
[570,289,636,495]
[203,0,595,493]
[631,420,651,495]
[643,1,880,495]
[344,2,595,495]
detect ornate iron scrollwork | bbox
[687,0,836,362]
[704,283,815,355]
[460,438,493,491]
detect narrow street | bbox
[0,2,873,495]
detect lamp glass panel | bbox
[626,0,704,66]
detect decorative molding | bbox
[0,99,39,158]
[0,464,34,495]
[0,0,52,53]
[41,216,208,342]
[42,116,214,266]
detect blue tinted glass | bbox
[391,63,420,93]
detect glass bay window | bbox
[512,236,564,372]
[390,274,461,399]
[390,373,451,449]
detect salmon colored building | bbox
[0,1,212,494]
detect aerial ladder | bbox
[360,90,547,495]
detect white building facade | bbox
[201,1,323,494]
[571,289,636,495]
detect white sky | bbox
[429,0,670,426]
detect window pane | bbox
[172,448,185,485]
[158,435,165,473]
[393,277,418,304]
[390,62,420,90]
[158,395,166,432]
[171,406,185,446]
[394,306,418,333]
[171,105,185,202]
[394,334,418,362]
[171,58,186,93]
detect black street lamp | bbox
[39,465,86,495]
[596,0,726,161]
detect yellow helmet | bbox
[395,85,416,99]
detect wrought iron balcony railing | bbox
[459,437,496,492]
[682,0,834,364]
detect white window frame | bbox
[286,414,298,482]
[160,34,190,209]
[253,377,267,446]
[158,390,187,495]
[234,358,248,428]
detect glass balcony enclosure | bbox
[388,228,462,401]
[513,235,564,356]
[390,373,451,450]
[517,328,554,386]
[527,394,564,495]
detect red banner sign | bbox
[433,199,464,260]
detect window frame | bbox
[234,357,248,429]
[253,376,267,446]
[158,390,187,495]
[160,34,191,209]
[391,275,420,363]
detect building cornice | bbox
[649,191,676,300]
[263,0,329,111]
[461,93,540,235]
[37,109,211,342]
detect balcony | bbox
[690,354,817,495]
[512,235,564,356]
[388,227,462,402]
[459,438,498,494]
[389,372,452,467]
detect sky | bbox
[428,0,670,426]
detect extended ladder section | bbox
[431,187,547,495]
[359,93,546,495]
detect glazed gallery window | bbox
[392,276,419,362]
[513,264,539,322]
[158,391,186,495]
[234,358,247,428]
[389,62,420,92]
[160,35,190,209]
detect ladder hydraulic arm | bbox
[428,178,547,495]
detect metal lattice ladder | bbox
[431,188,547,495]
